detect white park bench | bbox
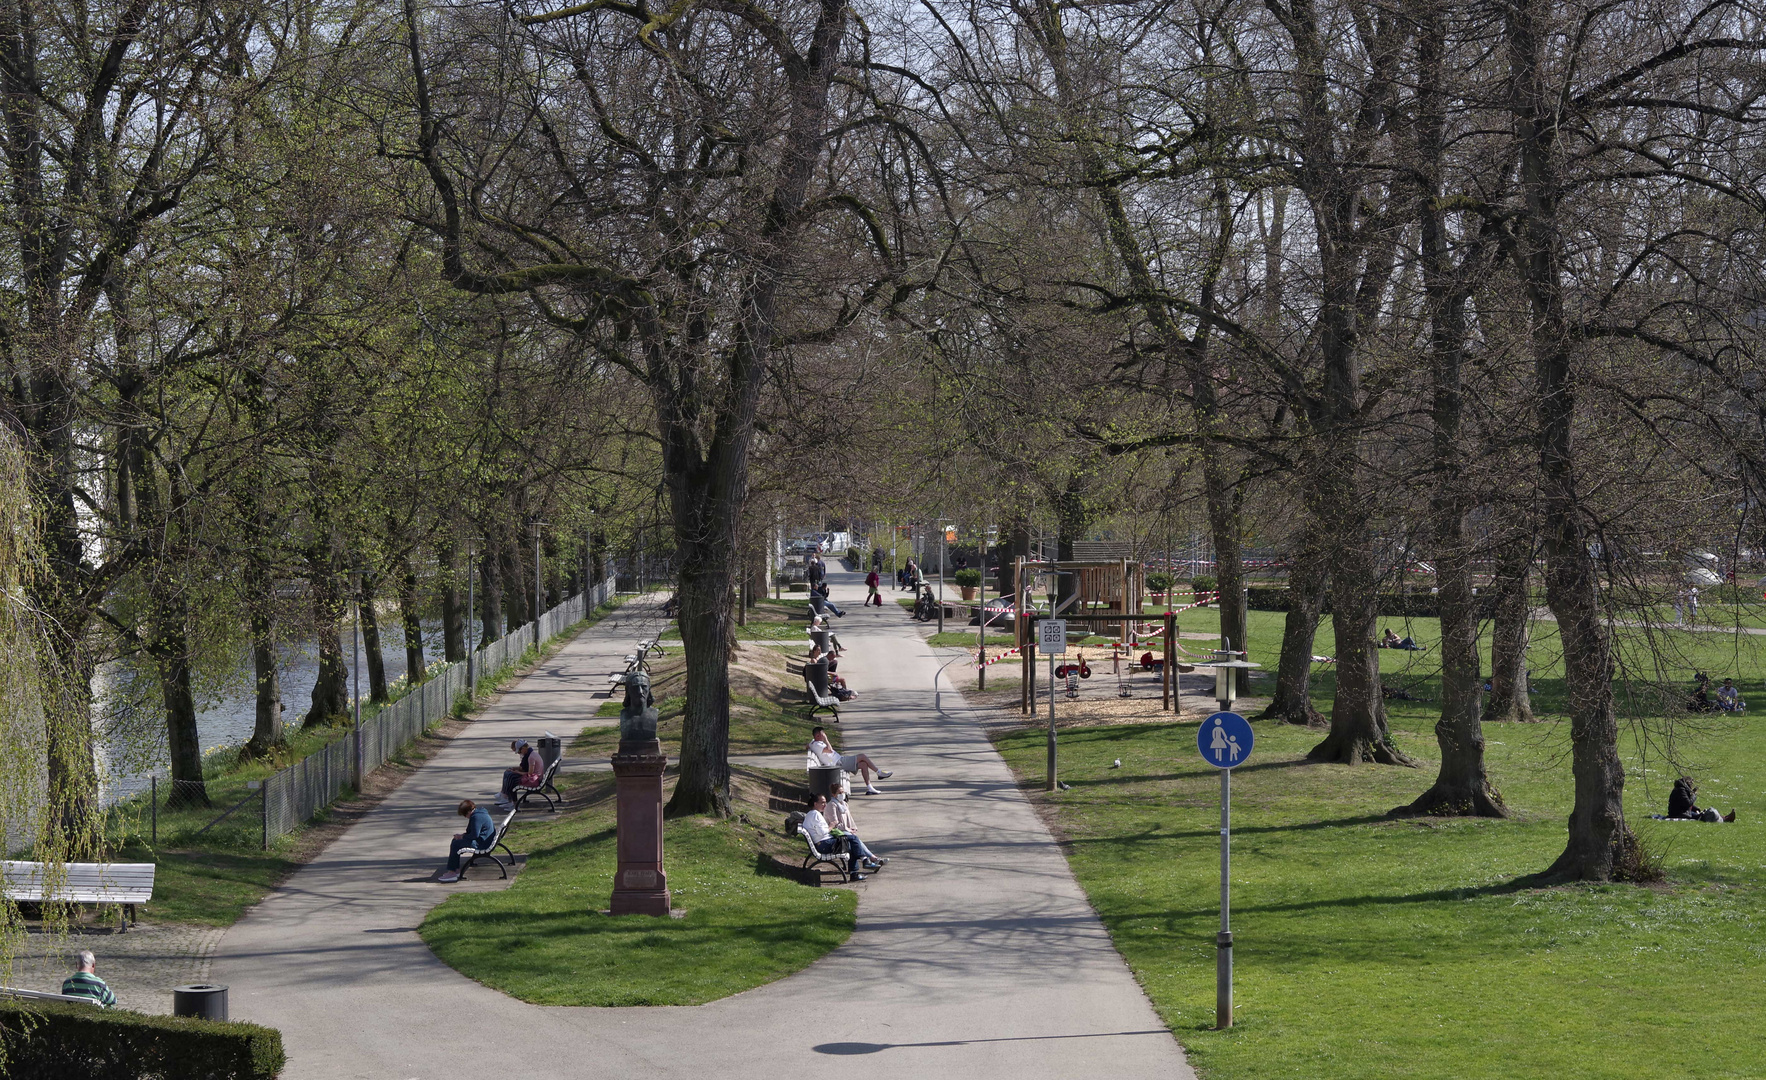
[457,809,519,880]
[513,756,565,812]
[1,861,155,932]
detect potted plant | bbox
[953,567,983,601]
[1147,570,1176,606]
[1190,575,1218,604]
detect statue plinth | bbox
[610,739,670,916]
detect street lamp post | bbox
[466,538,478,696]
[937,522,950,634]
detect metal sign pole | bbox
[1218,765,1233,1029]
[1047,651,1057,790]
[467,540,477,696]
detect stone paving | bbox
[8,920,224,1013]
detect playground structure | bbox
[1012,556,1191,714]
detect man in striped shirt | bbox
[61,951,117,1007]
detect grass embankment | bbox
[420,761,855,1005]
[986,604,1766,1078]
[102,596,628,928]
[659,595,821,642]
[576,639,836,757]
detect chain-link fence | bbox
[262,577,617,846]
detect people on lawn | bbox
[1381,628,1423,650]
[1664,776,1735,822]
[825,781,887,870]
[62,951,116,1007]
[1689,673,1714,712]
[806,726,890,793]
[1717,678,1745,712]
[498,739,545,809]
[800,793,867,880]
[439,799,496,882]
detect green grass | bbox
[419,776,856,1005]
[991,716,1766,1079]
[988,603,1766,1079]
[580,690,815,756]
[928,632,1017,648]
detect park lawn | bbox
[659,595,820,641]
[419,773,856,1006]
[990,601,1766,1079]
[992,715,1766,1080]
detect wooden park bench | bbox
[513,756,564,812]
[457,809,519,880]
[1,861,155,932]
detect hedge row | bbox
[1244,586,1499,619]
[0,999,284,1080]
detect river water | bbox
[99,622,448,807]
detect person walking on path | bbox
[864,569,883,609]
[439,799,495,883]
[870,547,883,573]
[62,951,117,1007]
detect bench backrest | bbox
[1,987,96,1006]
[1,862,155,904]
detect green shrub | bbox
[1190,575,1218,594]
[0,999,285,1080]
[1146,571,1176,593]
[952,568,983,588]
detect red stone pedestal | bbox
[609,739,671,917]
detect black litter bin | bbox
[173,984,228,1021]
[807,766,844,797]
[537,736,562,770]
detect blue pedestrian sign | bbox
[1197,711,1254,769]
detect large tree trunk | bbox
[1261,531,1328,726]
[1483,538,1536,723]
[441,540,466,662]
[149,586,209,809]
[1395,13,1504,817]
[400,556,427,682]
[1204,461,1250,695]
[306,543,351,727]
[501,532,528,632]
[1508,0,1634,880]
[1308,448,1415,766]
[359,574,389,703]
[244,559,284,759]
[478,538,504,644]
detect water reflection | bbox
[98,622,447,806]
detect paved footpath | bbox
[211,577,1194,1080]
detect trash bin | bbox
[173,984,228,1021]
[537,736,562,770]
[807,766,844,797]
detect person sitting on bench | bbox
[62,951,117,1008]
[1717,678,1745,711]
[825,781,886,870]
[1665,775,1735,822]
[810,589,845,618]
[808,726,891,794]
[439,799,496,883]
[800,793,866,881]
[808,644,856,701]
[497,740,545,809]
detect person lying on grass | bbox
[800,793,868,880]
[439,799,496,883]
[1380,628,1424,650]
[826,781,887,870]
[807,726,891,793]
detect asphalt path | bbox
[210,574,1194,1079]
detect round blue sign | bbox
[1197,711,1254,769]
